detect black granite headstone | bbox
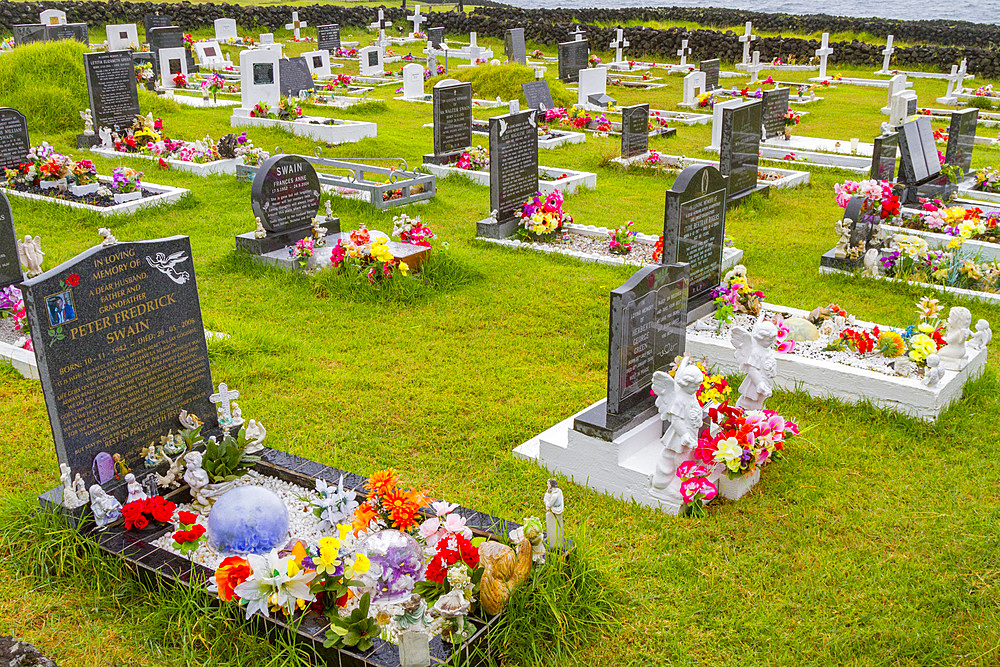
[870,132,898,181]
[428,27,445,50]
[505,28,526,66]
[317,24,341,52]
[367,49,380,69]
[945,108,978,177]
[143,13,173,40]
[842,195,878,250]
[84,51,141,132]
[719,100,762,199]
[148,25,183,61]
[557,40,589,83]
[700,58,721,91]
[761,87,790,140]
[279,57,315,95]
[21,235,216,486]
[45,23,88,43]
[489,110,540,228]
[662,165,727,317]
[522,80,554,112]
[251,155,321,234]
[433,82,472,157]
[0,108,30,172]
[621,104,649,159]
[13,24,47,45]
[0,193,20,290]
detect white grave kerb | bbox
[682,70,706,106]
[610,27,629,64]
[240,48,281,111]
[739,21,757,66]
[879,35,895,73]
[815,33,833,79]
[285,11,308,40]
[159,47,189,89]
[302,50,331,78]
[402,63,424,99]
[677,39,692,68]
[107,24,138,51]
[570,25,586,42]
[408,5,425,37]
[214,18,238,43]
[40,9,66,25]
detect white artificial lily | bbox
[232,550,317,619]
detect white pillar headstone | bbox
[159,47,189,89]
[739,21,757,66]
[284,11,307,40]
[578,67,607,109]
[240,48,281,111]
[815,33,833,79]
[302,50,331,79]
[107,24,139,51]
[748,50,762,85]
[214,18,238,43]
[682,70,706,106]
[402,62,424,99]
[358,45,384,77]
[883,73,908,112]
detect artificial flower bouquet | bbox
[111,167,142,193]
[289,237,314,267]
[392,214,435,247]
[516,190,570,240]
[833,179,901,220]
[329,225,411,282]
[975,167,1000,194]
[454,146,488,171]
[710,265,764,329]
[608,220,637,255]
[71,159,98,186]
[784,108,801,126]
[123,495,177,531]
[0,285,31,351]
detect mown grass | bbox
[0,27,1000,667]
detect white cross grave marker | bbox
[677,39,692,68]
[939,64,962,104]
[610,27,629,64]
[210,383,240,423]
[369,9,391,46]
[748,50,762,85]
[739,21,757,66]
[879,35,895,74]
[815,32,833,79]
[284,11,307,40]
[570,25,586,42]
[408,5,425,37]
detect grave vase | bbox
[113,190,142,204]
[715,468,761,501]
[783,127,793,140]
[70,182,100,197]
[40,178,67,191]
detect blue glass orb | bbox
[207,486,289,555]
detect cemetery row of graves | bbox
[0,6,999,666]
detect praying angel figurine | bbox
[17,235,44,277]
[732,317,779,412]
[79,108,94,136]
[649,358,706,494]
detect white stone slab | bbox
[107,24,138,51]
[422,163,595,194]
[90,147,240,176]
[230,109,377,145]
[613,153,809,190]
[164,91,240,108]
[0,341,39,380]
[1,177,189,217]
[158,47,188,89]
[215,18,238,43]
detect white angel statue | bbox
[79,108,94,136]
[732,318,779,412]
[17,235,44,277]
[649,358,706,493]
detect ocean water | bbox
[498,0,1000,25]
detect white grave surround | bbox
[40,9,66,25]
[215,18,238,43]
[240,48,281,111]
[422,119,583,146]
[3,176,188,217]
[301,50,333,79]
[358,45,384,77]
[194,40,232,69]
[758,147,869,173]
[0,340,38,379]
[231,112,377,144]
[577,67,609,110]
[679,70,707,108]
[708,98,745,150]
[159,46,189,89]
[400,62,425,100]
[259,33,274,44]
[883,223,1000,263]
[615,152,810,190]
[686,303,988,422]
[89,146,240,176]
[422,162,596,195]
[106,24,138,51]
[427,32,494,61]
[162,90,240,108]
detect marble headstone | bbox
[107,24,139,51]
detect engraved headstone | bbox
[279,57,315,96]
[427,27,445,50]
[699,58,720,91]
[359,45,384,77]
[40,9,66,26]
[250,155,322,234]
[945,108,978,177]
[0,108,30,172]
[21,235,216,486]
[148,25,183,62]
[317,24,341,53]
[84,51,141,132]
[107,23,139,51]
[46,23,88,43]
[621,104,649,159]
[402,63,425,99]
[214,18,238,43]
[522,80,555,112]
[489,109,540,229]
[898,116,941,187]
[661,164,727,317]
[557,39,589,83]
[761,87,790,140]
[12,24,47,46]
[432,80,472,157]
[505,27,526,66]
[0,193,21,290]
[870,132,898,181]
[143,13,172,40]
[240,48,281,111]
[719,99,762,199]
[302,50,331,78]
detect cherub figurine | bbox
[16,235,44,277]
[89,485,122,530]
[833,217,851,258]
[99,126,113,149]
[862,248,881,278]
[922,353,943,386]
[938,306,972,370]
[253,217,266,239]
[969,319,992,352]
[650,358,706,493]
[732,318,779,412]
[60,463,86,509]
[80,108,94,136]
[124,473,148,504]
[244,419,267,453]
[72,474,89,505]
[311,217,328,246]
[324,200,333,218]
[99,228,118,247]
[183,450,211,505]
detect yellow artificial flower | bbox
[908,333,937,363]
[915,296,943,320]
[398,261,409,277]
[947,237,964,250]
[337,524,351,540]
[933,268,949,280]
[344,552,371,579]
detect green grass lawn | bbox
[1,27,1000,667]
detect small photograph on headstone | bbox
[254,62,274,85]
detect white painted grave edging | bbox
[90,147,240,176]
[612,154,809,190]
[883,224,1000,263]
[230,110,377,145]
[1,177,189,217]
[820,263,1000,308]
[422,163,596,194]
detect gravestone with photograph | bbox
[558,40,589,83]
[522,80,555,112]
[317,24,341,53]
[505,27,526,65]
[870,132,898,181]
[621,104,649,159]
[719,99,766,205]
[478,109,540,239]
[237,155,326,254]
[0,108,30,172]
[84,52,141,132]
[424,80,472,164]
[107,24,139,51]
[761,87,790,140]
[21,235,217,488]
[302,50,332,79]
[572,261,690,441]
[662,164,727,320]
[700,58,721,91]
[0,193,21,290]
[239,48,281,111]
[279,57,315,96]
[359,46,384,77]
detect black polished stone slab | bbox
[522,80,555,112]
[433,82,472,157]
[280,57,315,96]
[719,99,762,199]
[12,24,46,45]
[427,27,444,50]
[488,109,539,228]
[46,23,88,43]
[699,58,720,91]
[148,25,183,61]
[0,192,21,290]
[557,40,588,83]
[0,107,29,172]
[819,247,867,273]
[761,87,789,140]
[573,398,660,442]
[505,27,526,65]
[620,103,649,159]
[317,24,341,52]
[870,132,898,181]
[250,155,322,234]
[143,13,173,41]
[945,108,978,177]
[898,116,941,187]
[84,51,141,132]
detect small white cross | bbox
[677,39,691,67]
[748,50,762,85]
[210,382,239,422]
[880,35,894,73]
[815,32,833,79]
[284,11,307,40]
[570,25,586,42]
[943,64,959,100]
[610,27,629,63]
[369,9,391,45]
[739,21,757,66]
[408,5,425,36]
[469,31,478,48]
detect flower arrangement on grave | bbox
[289,237,314,267]
[392,214,435,247]
[879,233,1000,295]
[516,190,569,240]
[593,113,613,133]
[334,47,358,57]
[566,105,592,129]
[697,92,716,109]
[235,140,269,167]
[975,84,997,97]
[709,265,765,331]
[171,510,208,554]
[675,461,717,518]
[644,150,662,166]
[71,159,97,186]
[694,403,799,480]
[588,54,601,67]
[201,73,225,99]
[784,108,801,126]
[111,167,142,193]
[455,145,489,171]
[276,96,304,120]
[0,286,30,351]
[172,72,188,88]
[122,495,177,531]
[38,152,72,183]
[543,107,568,124]
[608,220,637,255]
[322,74,354,90]
[134,61,152,84]
[329,225,411,282]
[823,296,950,367]
[833,179,901,220]
[250,101,271,118]
[651,235,663,263]
[976,168,1000,194]
[1,37,13,51]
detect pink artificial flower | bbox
[676,461,711,480]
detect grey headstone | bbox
[12,24,47,45]
[0,193,21,290]
[84,51,141,132]
[505,27,526,65]
[433,82,472,157]
[522,80,554,112]
[143,13,173,40]
[898,116,940,185]
[0,108,30,171]
[699,58,721,91]
[317,24,341,52]
[557,40,589,83]
[870,132,898,181]
[945,108,978,177]
[279,57,314,96]
[45,23,88,43]
[719,99,762,199]
[428,27,445,50]
[621,103,649,159]
[148,25,183,61]
[761,87,790,140]
[489,110,540,225]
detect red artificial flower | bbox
[158,158,170,170]
[148,496,177,523]
[215,556,253,601]
[64,273,80,287]
[173,524,206,544]
[178,510,198,525]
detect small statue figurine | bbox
[89,485,123,530]
[98,228,118,247]
[80,108,94,136]
[862,248,881,278]
[543,479,564,548]
[324,199,333,218]
[833,217,851,259]
[244,419,267,454]
[124,472,148,504]
[112,453,130,480]
[732,318,779,412]
[178,409,202,430]
[922,353,944,386]
[311,217,328,246]
[16,235,44,277]
[938,306,973,370]
[183,451,210,504]
[649,359,705,494]
[60,463,86,509]
[155,453,185,489]
[253,217,266,239]
[99,126,113,149]
[969,319,993,352]
[72,474,89,505]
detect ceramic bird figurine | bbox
[478,537,533,616]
